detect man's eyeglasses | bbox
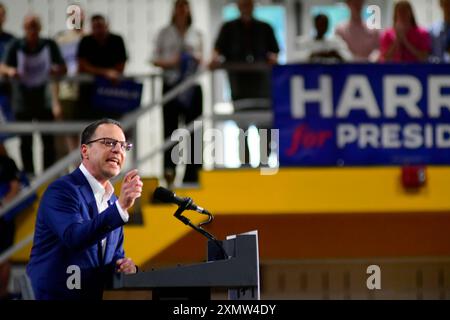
[85,137,133,152]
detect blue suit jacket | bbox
[27,168,126,300]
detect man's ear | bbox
[81,144,89,160]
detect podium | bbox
[112,232,260,300]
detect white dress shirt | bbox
[153,24,203,85]
[79,164,128,257]
[293,35,353,63]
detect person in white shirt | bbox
[152,0,203,188]
[294,13,352,63]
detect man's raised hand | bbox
[118,169,143,211]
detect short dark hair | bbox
[314,13,328,24]
[80,118,123,145]
[91,14,106,23]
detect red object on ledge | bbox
[401,165,426,188]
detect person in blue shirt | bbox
[429,0,450,62]
[0,3,14,64]
[0,2,15,140]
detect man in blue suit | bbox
[27,118,143,299]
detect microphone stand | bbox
[173,198,228,260]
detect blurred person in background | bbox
[335,0,380,62]
[0,143,20,300]
[0,3,13,53]
[77,14,127,120]
[210,0,279,166]
[0,3,15,145]
[0,3,15,75]
[153,0,203,188]
[429,0,450,62]
[53,5,86,158]
[294,13,352,63]
[2,15,66,177]
[379,0,430,62]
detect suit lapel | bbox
[81,184,98,220]
[70,168,103,264]
[69,168,121,266]
[97,242,104,266]
[103,195,118,263]
[70,168,98,219]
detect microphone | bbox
[153,187,211,215]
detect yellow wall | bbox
[175,166,450,214]
[11,167,450,265]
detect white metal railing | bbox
[0,63,274,263]
[0,66,208,218]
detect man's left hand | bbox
[116,257,137,274]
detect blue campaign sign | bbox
[91,77,143,114]
[272,63,450,166]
